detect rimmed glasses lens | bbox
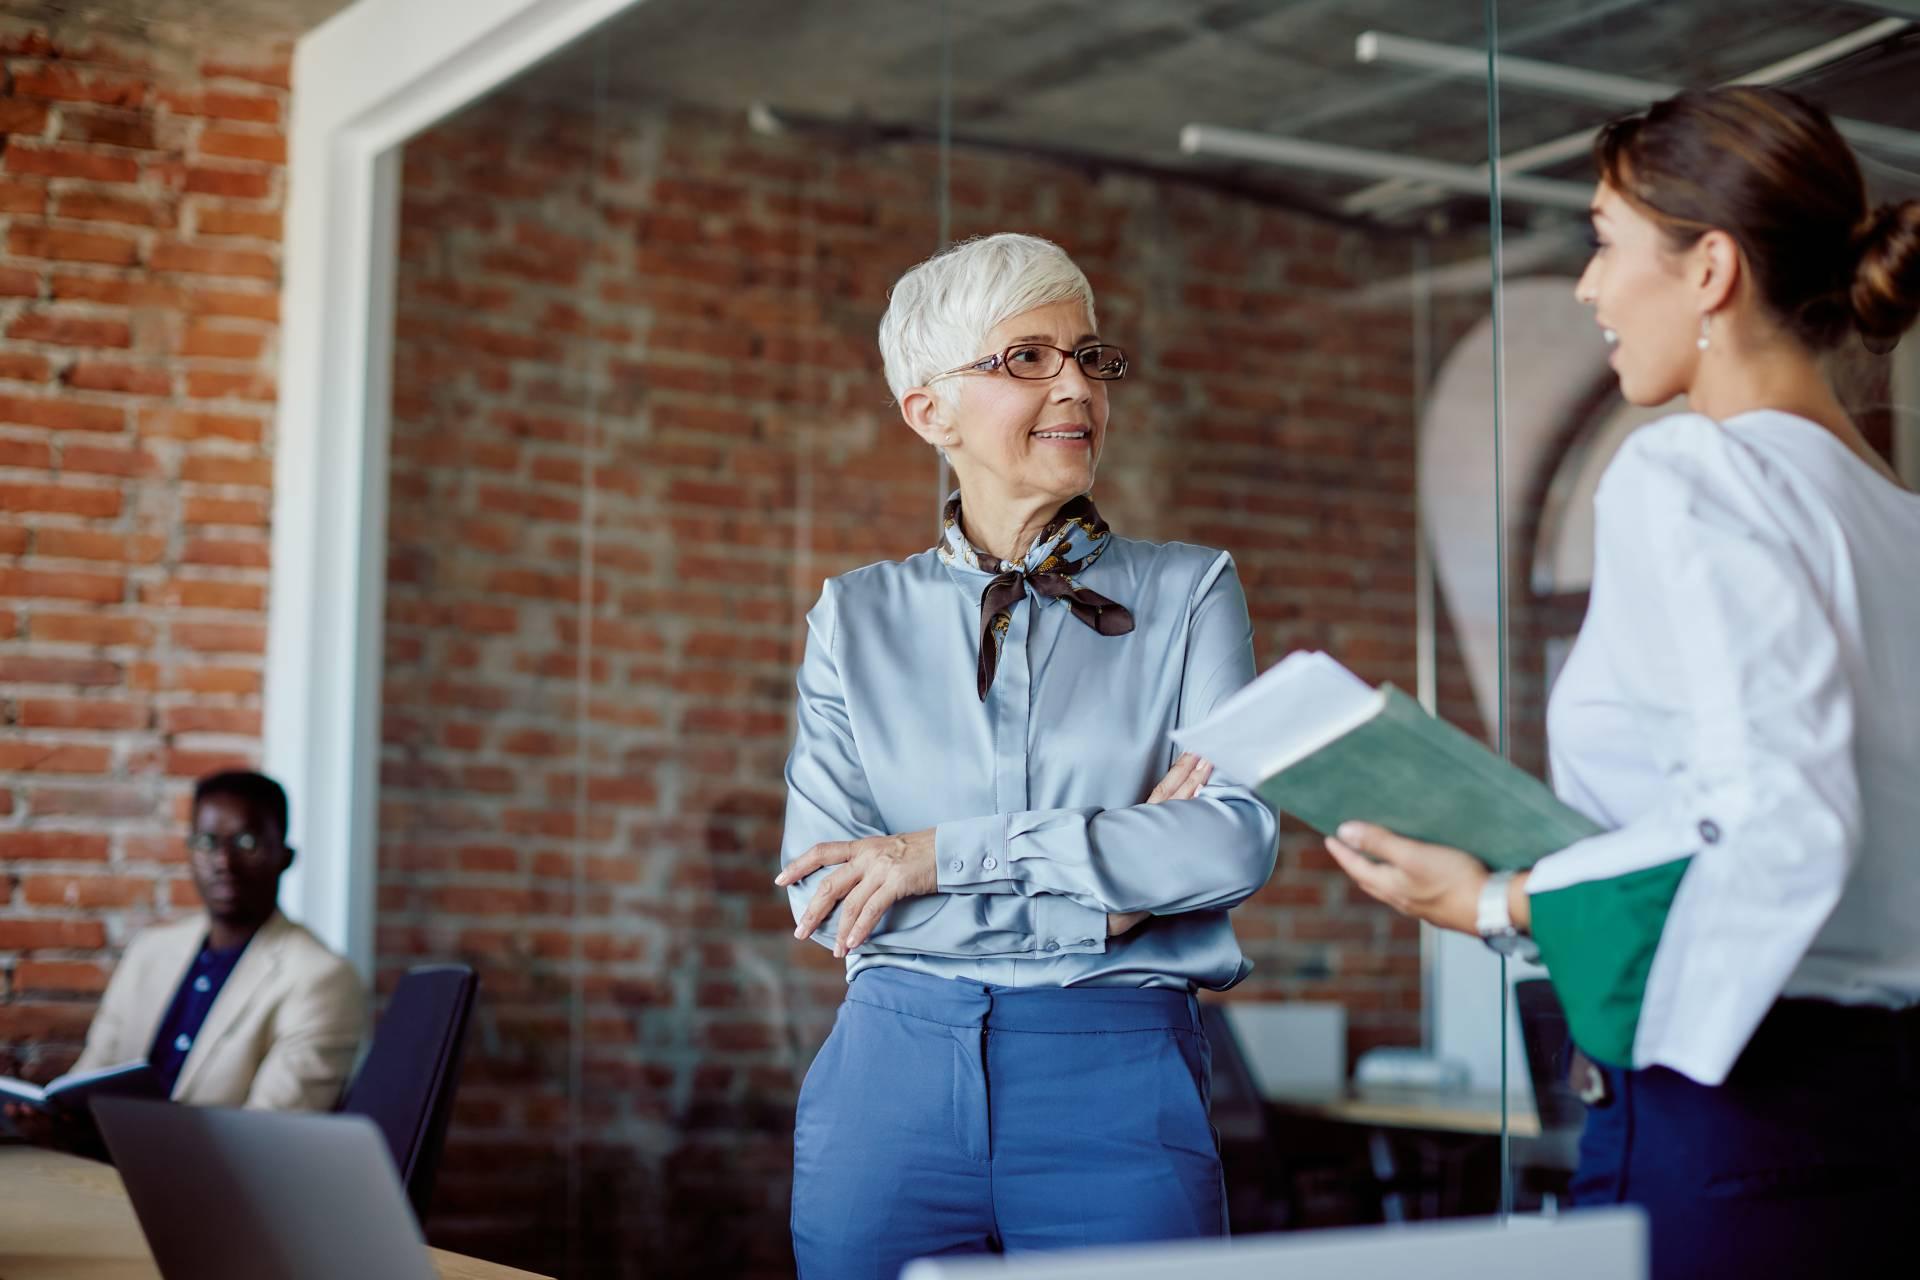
[1075,345,1127,379]
[1003,344,1065,378]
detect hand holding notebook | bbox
[1172,650,1602,871]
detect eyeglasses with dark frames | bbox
[187,830,276,863]
[928,342,1129,384]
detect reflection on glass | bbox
[931,0,1511,1236]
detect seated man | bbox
[69,770,367,1109]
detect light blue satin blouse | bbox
[779,534,1280,991]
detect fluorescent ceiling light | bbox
[1357,31,1656,107]
[1177,124,1592,211]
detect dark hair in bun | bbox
[1851,200,1920,352]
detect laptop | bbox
[93,1097,438,1280]
[900,1209,1647,1279]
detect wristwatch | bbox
[1476,870,1540,962]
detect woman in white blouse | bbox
[1327,87,1920,1279]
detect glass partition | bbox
[380,30,611,1271]
[374,1,1539,1272]
[380,5,962,1274]
[941,1,1517,1227]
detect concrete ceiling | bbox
[498,0,1920,228]
[6,0,354,38]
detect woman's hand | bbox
[1323,821,1490,936]
[1146,751,1212,803]
[775,755,1216,953]
[1107,753,1217,937]
[777,829,938,957]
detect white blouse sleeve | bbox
[1526,419,1861,1086]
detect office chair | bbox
[1514,978,1587,1134]
[1513,977,1586,1208]
[1199,1001,1300,1232]
[336,964,478,1225]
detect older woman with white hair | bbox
[774,232,1279,1277]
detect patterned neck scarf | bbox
[937,493,1135,700]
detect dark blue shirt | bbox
[146,936,251,1098]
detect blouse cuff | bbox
[1034,894,1108,957]
[936,814,1013,891]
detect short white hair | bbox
[878,233,1097,404]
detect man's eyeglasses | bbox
[928,343,1129,384]
[187,831,275,862]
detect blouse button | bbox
[193,975,212,993]
[1043,942,1059,952]
[982,856,998,871]
[948,859,964,874]
[1697,819,1722,845]
[173,1034,192,1053]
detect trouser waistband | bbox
[845,966,1200,1034]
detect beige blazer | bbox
[71,910,367,1111]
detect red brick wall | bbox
[0,17,287,1078]
[382,93,1444,1277]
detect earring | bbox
[1697,314,1711,352]
[944,432,957,445]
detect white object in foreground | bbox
[901,1209,1646,1280]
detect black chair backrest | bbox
[1514,977,1587,1132]
[337,964,477,1224]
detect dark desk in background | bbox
[1263,1085,1579,1224]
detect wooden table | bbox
[0,1145,550,1280]
[1265,1085,1575,1223]
[1267,1084,1542,1139]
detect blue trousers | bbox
[791,968,1227,1280]
[1571,999,1920,1280]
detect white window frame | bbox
[267,0,643,976]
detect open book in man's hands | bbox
[1172,650,1603,871]
[0,1061,156,1113]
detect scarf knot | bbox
[936,494,1135,700]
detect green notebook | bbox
[1173,651,1602,871]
